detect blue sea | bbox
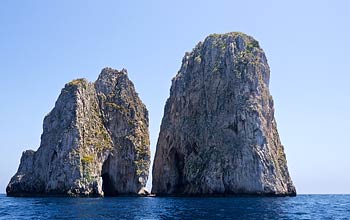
[0,194,349,219]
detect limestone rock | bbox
[152,32,296,196]
[7,67,150,197]
[137,187,150,196]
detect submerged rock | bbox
[7,68,150,197]
[152,32,296,196]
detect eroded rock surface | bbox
[152,32,296,196]
[7,68,150,196]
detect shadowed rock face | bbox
[152,32,296,196]
[7,68,150,197]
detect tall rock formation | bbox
[152,32,296,196]
[7,68,150,197]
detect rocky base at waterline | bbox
[7,67,150,197]
[152,32,296,196]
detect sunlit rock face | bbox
[7,68,150,197]
[152,32,296,196]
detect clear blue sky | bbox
[1,0,349,194]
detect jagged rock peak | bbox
[7,67,150,197]
[152,32,296,196]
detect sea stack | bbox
[152,32,296,196]
[7,68,150,196]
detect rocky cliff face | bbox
[152,32,296,196]
[7,68,150,196]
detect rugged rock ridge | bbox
[152,32,296,196]
[7,68,150,196]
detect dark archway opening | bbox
[102,173,115,196]
[101,155,117,196]
[174,151,185,193]
[168,148,185,194]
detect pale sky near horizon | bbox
[1,0,349,194]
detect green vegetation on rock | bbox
[105,102,122,110]
[68,78,88,89]
[247,40,260,51]
[81,155,94,164]
[85,123,112,152]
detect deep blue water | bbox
[0,194,349,219]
